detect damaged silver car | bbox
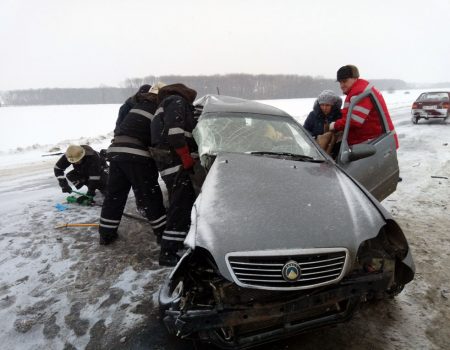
[159,94,415,349]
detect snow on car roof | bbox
[195,94,291,117]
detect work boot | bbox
[99,233,118,246]
[159,250,179,267]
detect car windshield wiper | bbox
[248,151,324,162]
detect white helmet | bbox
[65,145,86,163]
[149,81,167,95]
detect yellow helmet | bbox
[65,145,86,163]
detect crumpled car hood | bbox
[187,153,386,281]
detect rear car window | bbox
[417,93,449,102]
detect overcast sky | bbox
[0,0,449,90]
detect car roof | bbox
[195,94,291,118]
[420,91,449,95]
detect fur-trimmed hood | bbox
[157,83,197,105]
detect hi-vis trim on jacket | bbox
[107,147,151,158]
[160,165,181,177]
[129,108,155,121]
[168,127,184,135]
[155,107,164,115]
[162,230,187,241]
[353,105,370,115]
[89,176,101,180]
[168,128,193,138]
[350,113,365,124]
[57,175,66,179]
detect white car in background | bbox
[411,91,449,124]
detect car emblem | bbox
[282,260,301,282]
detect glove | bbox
[329,122,336,131]
[76,195,94,206]
[175,145,195,170]
[61,184,72,194]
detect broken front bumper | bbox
[160,272,393,349]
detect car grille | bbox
[226,249,348,291]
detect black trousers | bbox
[99,160,166,239]
[159,165,196,254]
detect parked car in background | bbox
[159,95,414,349]
[411,91,449,124]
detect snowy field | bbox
[0,88,449,349]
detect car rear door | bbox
[337,89,399,202]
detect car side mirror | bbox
[348,144,376,162]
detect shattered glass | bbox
[193,113,322,160]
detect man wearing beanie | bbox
[330,65,398,148]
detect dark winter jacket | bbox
[303,101,342,138]
[107,93,158,163]
[116,96,136,127]
[54,145,107,196]
[152,84,198,152]
[151,84,198,173]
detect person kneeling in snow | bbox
[54,145,108,203]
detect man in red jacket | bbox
[330,65,398,148]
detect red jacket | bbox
[334,79,398,148]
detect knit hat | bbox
[336,65,360,81]
[138,84,151,93]
[149,82,166,95]
[317,90,341,106]
[65,145,85,163]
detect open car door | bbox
[337,88,399,202]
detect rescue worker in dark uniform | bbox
[116,84,151,127]
[98,82,167,245]
[151,83,198,266]
[54,144,108,204]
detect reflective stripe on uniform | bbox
[353,105,370,115]
[57,176,66,179]
[152,220,167,229]
[100,217,120,223]
[160,165,181,176]
[54,165,62,170]
[149,215,166,224]
[162,236,185,241]
[89,176,101,180]
[162,230,187,241]
[350,113,365,124]
[129,108,154,121]
[155,107,164,115]
[168,127,185,135]
[100,223,119,229]
[107,147,151,157]
[344,102,350,108]
[184,131,193,138]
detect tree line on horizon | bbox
[1,74,410,106]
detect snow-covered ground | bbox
[0,88,449,349]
